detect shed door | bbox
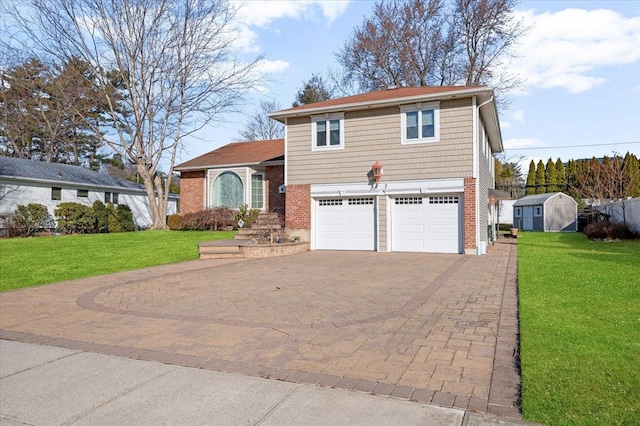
[315,198,376,250]
[523,206,534,231]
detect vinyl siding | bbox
[477,118,495,243]
[287,99,474,185]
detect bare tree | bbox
[336,0,524,100]
[3,0,262,229]
[238,100,284,141]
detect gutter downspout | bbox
[472,96,480,252]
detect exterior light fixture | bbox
[372,161,383,187]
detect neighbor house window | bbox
[312,113,344,151]
[51,187,62,201]
[104,192,111,203]
[534,206,542,217]
[112,193,119,204]
[251,173,264,209]
[514,207,522,217]
[400,103,440,144]
[77,189,89,198]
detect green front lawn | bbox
[518,232,639,425]
[0,230,235,292]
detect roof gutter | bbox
[175,159,284,172]
[1,175,180,199]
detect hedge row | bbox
[2,201,135,237]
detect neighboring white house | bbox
[596,197,640,233]
[0,156,178,229]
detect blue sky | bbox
[179,0,640,175]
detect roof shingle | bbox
[175,139,284,170]
[0,156,144,191]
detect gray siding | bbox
[545,196,578,231]
[287,99,474,185]
[477,118,494,243]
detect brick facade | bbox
[285,184,311,230]
[266,165,285,218]
[180,171,205,215]
[464,177,477,252]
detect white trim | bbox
[310,196,316,250]
[472,96,478,179]
[311,112,345,151]
[399,102,440,145]
[284,118,288,186]
[386,194,392,252]
[310,178,465,197]
[251,172,265,210]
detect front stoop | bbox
[198,240,309,259]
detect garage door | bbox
[316,197,376,250]
[392,195,461,253]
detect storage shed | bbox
[513,192,577,232]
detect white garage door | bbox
[316,197,376,250]
[392,195,461,253]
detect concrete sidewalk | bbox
[0,340,536,426]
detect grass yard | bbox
[0,230,235,292]
[518,232,639,425]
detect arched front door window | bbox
[211,172,243,209]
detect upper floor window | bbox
[400,103,440,145]
[312,113,344,151]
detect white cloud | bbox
[511,8,640,94]
[504,138,545,149]
[236,0,350,28]
[511,109,525,123]
[256,59,290,74]
[502,121,512,129]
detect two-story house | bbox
[268,86,502,254]
[176,86,502,254]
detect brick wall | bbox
[266,165,285,219]
[464,177,476,252]
[285,184,310,230]
[179,171,205,215]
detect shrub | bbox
[167,214,182,230]
[107,203,121,233]
[55,202,96,234]
[584,221,637,240]
[181,208,235,231]
[3,204,54,237]
[116,204,135,232]
[92,200,109,233]
[235,204,260,229]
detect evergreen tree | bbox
[555,158,566,192]
[525,160,536,195]
[567,159,578,189]
[545,158,558,192]
[535,160,546,194]
[292,74,333,107]
[623,152,640,197]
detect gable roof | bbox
[269,86,502,153]
[272,86,483,117]
[0,156,145,191]
[175,139,284,171]
[513,192,577,207]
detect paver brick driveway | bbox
[0,240,520,419]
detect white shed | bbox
[513,192,577,232]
